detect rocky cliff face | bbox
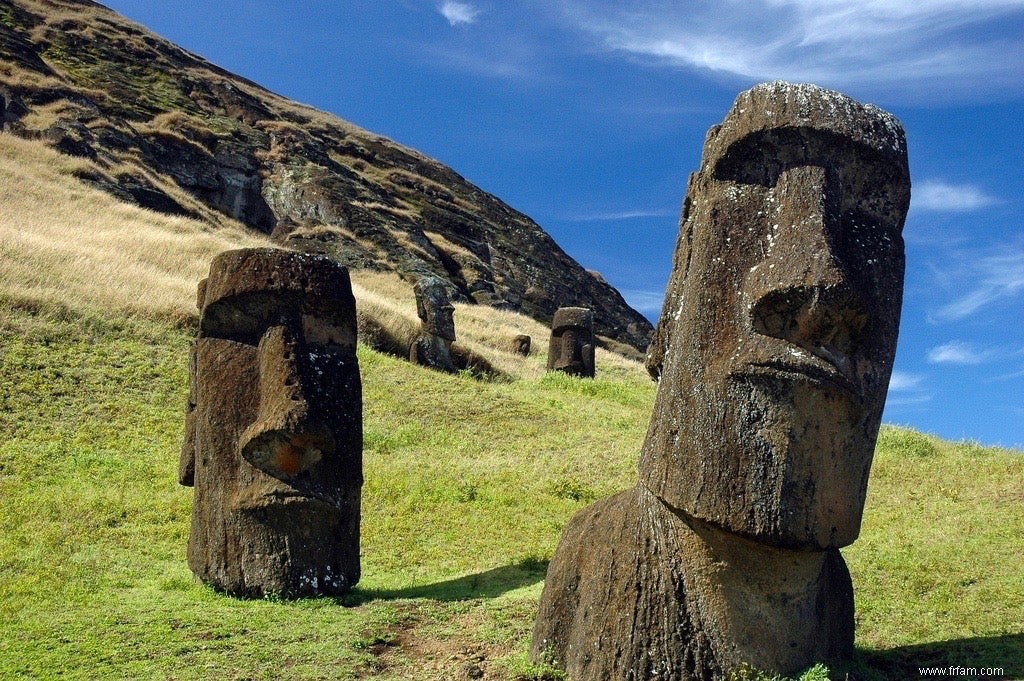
[0,0,652,352]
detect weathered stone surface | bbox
[409,276,457,373]
[546,307,595,378]
[180,247,362,598]
[512,334,531,356]
[532,487,854,680]
[533,81,910,679]
[0,0,653,353]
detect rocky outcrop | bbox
[532,81,911,679]
[0,0,652,352]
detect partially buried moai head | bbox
[547,307,596,378]
[414,276,456,342]
[640,82,910,550]
[180,247,362,598]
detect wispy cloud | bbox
[884,393,933,407]
[933,247,1024,321]
[912,180,999,212]
[888,370,925,391]
[620,289,665,315]
[439,1,481,26]
[927,341,993,365]
[565,209,675,222]
[885,370,931,406]
[557,0,1024,99]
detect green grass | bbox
[1,307,1021,679]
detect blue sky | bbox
[99,0,1024,448]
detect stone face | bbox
[546,307,595,378]
[409,276,457,373]
[533,81,910,679]
[512,333,531,356]
[180,247,362,598]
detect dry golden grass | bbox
[351,269,647,381]
[1,132,649,381]
[0,132,270,324]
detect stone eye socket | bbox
[198,295,354,351]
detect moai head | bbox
[640,82,910,550]
[512,334,532,356]
[180,247,362,597]
[414,276,456,342]
[547,307,596,378]
[409,276,457,372]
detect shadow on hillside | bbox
[857,633,1023,679]
[343,558,548,605]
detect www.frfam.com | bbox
[918,666,1006,677]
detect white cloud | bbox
[927,341,992,365]
[884,393,933,407]
[912,180,999,212]
[439,1,481,26]
[885,370,931,407]
[888,370,924,391]
[934,247,1024,321]
[621,289,665,315]
[557,0,1024,98]
[566,209,675,222]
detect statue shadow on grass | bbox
[855,633,1023,679]
[339,557,549,605]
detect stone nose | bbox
[746,165,869,361]
[239,325,335,479]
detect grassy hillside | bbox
[2,135,1022,680]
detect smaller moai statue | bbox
[546,307,595,378]
[409,276,457,373]
[180,247,362,598]
[512,334,531,356]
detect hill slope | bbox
[2,131,1022,680]
[0,0,653,352]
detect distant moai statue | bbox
[512,334,531,356]
[180,247,362,598]
[531,82,911,679]
[409,276,457,373]
[546,307,595,378]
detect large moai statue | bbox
[180,247,363,598]
[409,276,457,373]
[531,82,910,679]
[546,307,596,378]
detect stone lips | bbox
[182,247,362,598]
